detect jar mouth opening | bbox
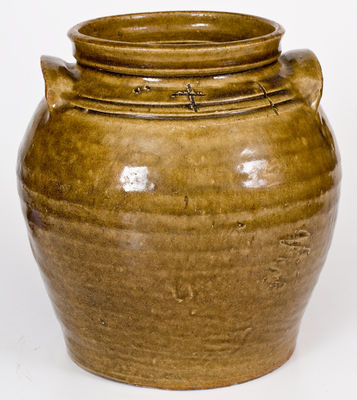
[71,11,281,47]
[68,11,284,76]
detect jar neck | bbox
[68,11,284,77]
[63,59,294,119]
[41,47,324,119]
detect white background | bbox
[1,0,356,398]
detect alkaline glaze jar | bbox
[17,11,341,389]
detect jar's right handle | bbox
[280,49,323,112]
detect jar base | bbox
[67,344,296,390]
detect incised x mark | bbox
[257,82,279,115]
[171,84,205,112]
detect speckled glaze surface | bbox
[17,11,341,390]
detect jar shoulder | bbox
[18,100,340,215]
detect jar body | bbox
[17,12,341,389]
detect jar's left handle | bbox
[40,56,80,113]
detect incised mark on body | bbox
[257,82,279,115]
[169,279,194,303]
[262,229,311,290]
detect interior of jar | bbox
[78,12,277,45]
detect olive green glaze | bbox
[17,11,341,390]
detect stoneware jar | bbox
[17,11,341,390]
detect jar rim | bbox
[68,11,285,76]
